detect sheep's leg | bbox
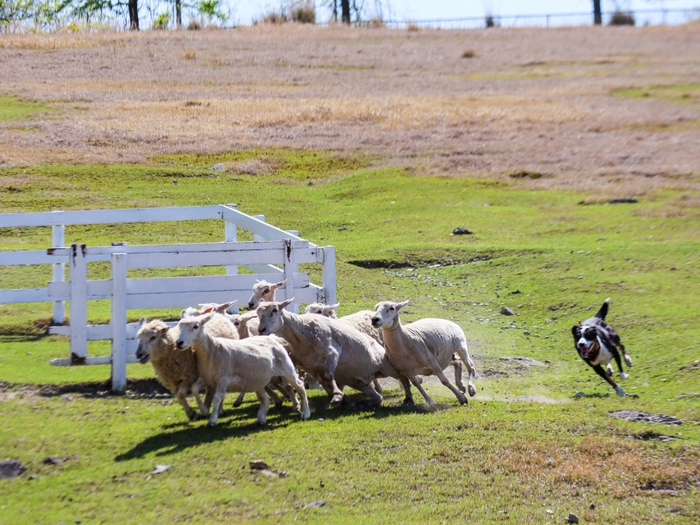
[207,378,230,427]
[192,377,209,416]
[176,383,199,420]
[409,376,435,408]
[373,378,383,395]
[451,358,466,393]
[277,379,299,412]
[203,388,223,416]
[454,342,477,397]
[233,392,246,407]
[433,367,468,404]
[320,345,344,406]
[264,385,283,407]
[284,372,311,421]
[255,389,270,426]
[352,381,383,410]
[398,375,415,406]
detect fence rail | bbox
[383,8,699,29]
[0,204,336,393]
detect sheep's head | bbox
[372,300,409,329]
[176,312,215,349]
[181,300,237,318]
[305,302,339,318]
[247,280,286,310]
[135,318,170,364]
[256,298,293,335]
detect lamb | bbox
[175,311,311,427]
[256,299,414,408]
[247,279,287,310]
[135,311,239,420]
[371,300,477,408]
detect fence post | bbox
[69,244,88,364]
[52,224,65,324]
[322,246,336,306]
[283,239,299,313]
[224,214,238,313]
[111,252,127,394]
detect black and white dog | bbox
[571,298,633,397]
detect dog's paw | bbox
[624,355,633,367]
[615,385,626,397]
[620,372,630,380]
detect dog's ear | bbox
[571,325,581,338]
[578,321,582,326]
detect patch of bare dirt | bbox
[610,410,682,425]
[0,378,171,401]
[1,25,698,194]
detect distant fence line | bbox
[381,8,700,30]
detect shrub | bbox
[485,15,497,28]
[261,12,288,24]
[461,49,476,58]
[187,20,202,30]
[610,11,635,26]
[407,23,419,32]
[292,6,315,24]
[152,12,171,30]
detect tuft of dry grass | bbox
[461,48,476,58]
[181,49,196,60]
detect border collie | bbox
[571,298,633,397]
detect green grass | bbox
[1,150,699,523]
[0,96,54,122]
[612,83,700,103]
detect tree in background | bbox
[593,0,602,24]
[196,0,226,26]
[341,0,348,24]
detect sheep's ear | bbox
[397,300,410,310]
[214,300,237,313]
[200,311,216,324]
[159,326,169,335]
[279,298,294,310]
[139,317,146,327]
[272,280,287,290]
[329,303,340,309]
[374,302,381,311]
[180,309,188,319]
[200,306,214,314]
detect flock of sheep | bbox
[135,279,478,427]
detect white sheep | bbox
[257,299,414,408]
[305,302,339,318]
[176,312,311,427]
[304,303,384,395]
[247,279,287,310]
[135,311,238,420]
[371,300,477,408]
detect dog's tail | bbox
[594,298,611,320]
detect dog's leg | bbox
[610,347,629,380]
[591,364,625,396]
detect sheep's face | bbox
[257,299,293,335]
[135,319,169,364]
[247,280,286,310]
[304,302,339,318]
[176,312,213,349]
[372,301,409,329]
[182,300,237,318]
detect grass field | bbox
[1,25,699,524]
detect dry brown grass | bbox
[1,25,699,194]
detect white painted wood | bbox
[221,206,303,242]
[0,289,52,303]
[52,355,141,366]
[50,322,178,340]
[0,250,67,266]
[0,206,222,228]
[111,253,128,393]
[69,245,88,361]
[283,239,299,314]
[224,216,238,310]
[52,224,65,324]
[322,246,337,305]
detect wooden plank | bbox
[69,244,88,360]
[0,206,222,228]
[52,224,65,324]
[123,247,319,269]
[51,355,141,367]
[221,205,304,242]
[111,253,127,393]
[322,246,337,305]
[0,250,67,266]
[126,287,317,310]
[0,288,52,304]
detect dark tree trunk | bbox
[129,0,139,30]
[341,0,350,25]
[332,0,338,22]
[176,0,182,28]
[593,0,602,25]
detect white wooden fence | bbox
[0,205,336,392]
